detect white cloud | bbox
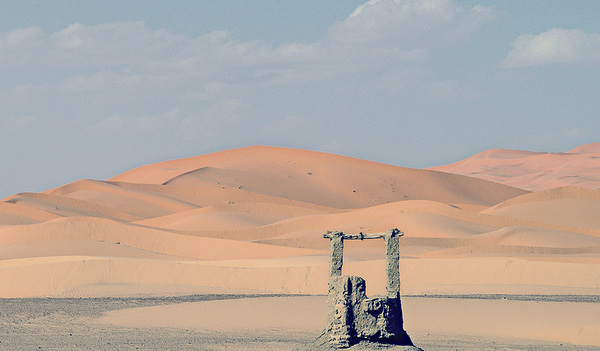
[1,1,494,83]
[1,0,495,142]
[502,28,600,67]
[2,27,44,47]
[325,0,494,49]
[0,27,45,68]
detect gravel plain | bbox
[1,294,598,351]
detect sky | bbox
[1,0,600,198]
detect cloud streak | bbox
[502,28,600,67]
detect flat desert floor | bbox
[1,294,599,350]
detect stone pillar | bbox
[326,231,349,347]
[327,276,366,348]
[328,231,344,280]
[384,228,401,298]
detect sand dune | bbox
[0,216,322,261]
[483,187,600,229]
[0,201,60,226]
[46,179,198,219]
[3,191,143,222]
[0,145,598,324]
[429,143,600,191]
[135,202,330,231]
[111,145,528,208]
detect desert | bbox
[1,144,599,350]
[4,0,600,349]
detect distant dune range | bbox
[1,144,599,301]
[428,143,600,191]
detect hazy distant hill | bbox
[428,143,600,191]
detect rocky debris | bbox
[299,332,423,351]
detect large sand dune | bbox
[1,145,599,347]
[110,145,527,208]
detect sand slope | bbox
[428,143,600,191]
[0,145,598,312]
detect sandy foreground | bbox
[1,293,598,351]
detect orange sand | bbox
[1,145,599,347]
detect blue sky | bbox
[1,0,599,198]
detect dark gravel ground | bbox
[0,294,598,351]
[405,294,600,303]
[0,294,306,351]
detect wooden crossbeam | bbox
[323,228,403,240]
